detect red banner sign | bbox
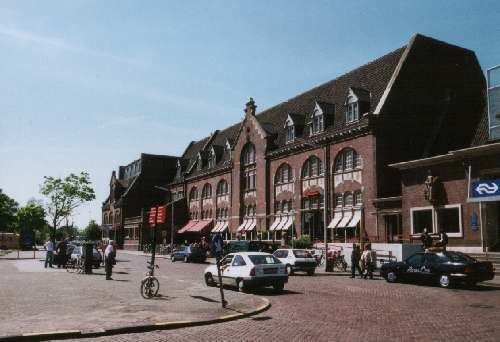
[157,205,167,224]
[148,207,157,226]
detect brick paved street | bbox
[77,262,500,342]
[2,249,500,341]
[0,251,263,338]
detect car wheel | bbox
[237,279,246,292]
[273,283,284,293]
[205,273,215,286]
[307,269,315,276]
[438,274,451,288]
[183,256,189,263]
[286,265,293,276]
[386,271,397,283]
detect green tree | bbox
[40,172,96,236]
[0,189,19,232]
[17,200,47,244]
[83,220,101,241]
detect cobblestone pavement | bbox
[76,265,500,342]
[0,251,262,337]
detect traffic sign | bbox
[157,205,167,224]
[149,207,157,226]
[469,178,500,202]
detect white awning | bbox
[347,210,362,227]
[279,215,294,231]
[245,217,256,231]
[237,218,248,232]
[218,221,229,233]
[328,211,343,228]
[269,216,282,231]
[211,221,223,233]
[337,210,353,228]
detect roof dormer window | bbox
[208,148,216,168]
[346,99,359,123]
[197,153,203,171]
[284,118,295,143]
[310,106,324,135]
[176,160,182,177]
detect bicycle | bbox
[140,261,160,299]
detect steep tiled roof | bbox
[175,44,405,180]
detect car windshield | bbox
[444,251,476,263]
[293,250,312,258]
[248,255,281,265]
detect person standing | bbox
[350,244,362,278]
[56,238,68,268]
[361,244,375,280]
[44,238,54,268]
[420,228,433,250]
[436,229,448,249]
[104,240,116,280]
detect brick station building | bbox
[165,34,485,246]
[102,153,179,249]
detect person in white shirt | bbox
[44,238,54,268]
[104,240,116,280]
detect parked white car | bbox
[273,249,317,276]
[204,252,288,293]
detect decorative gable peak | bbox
[344,87,370,105]
[244,97,257,116]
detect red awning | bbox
[188,219,213,233]
[304,189,321,197]
[177,220,198,234]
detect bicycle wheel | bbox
[140,277,160,299]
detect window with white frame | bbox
[208,149,216,168]
[310,109,324,135]
[285,123,295,143]
[354,191,362,206]
[334,149,362,173]
[346,96,359,123]
[410,205,462,237]
[344,192,353,207]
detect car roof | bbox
[228,252,272,256]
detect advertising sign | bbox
[148,207,157,226]
[469,178,500,202]
[156,205,167,224]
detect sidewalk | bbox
[0,253,269,341]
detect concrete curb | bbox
[0,297,271,341]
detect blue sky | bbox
[1,1,499,228]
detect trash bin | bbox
[83,242,93,274]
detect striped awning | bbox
[328,211,343,229]
[269,216,282,231]
[337,211,353,229]
[245,217,256,231]
[276,215,293,231]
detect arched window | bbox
[189,187,198,201]
[216,180,228,195]
[334,149,362,172]
[202,183,212,199]
[103,213,108,224]
[301,156,323,178]
[275,163,292,184]
[344,192,353,207]
[242,143,256,166]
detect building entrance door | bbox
[484,201,500,251]
[384,215,402,243]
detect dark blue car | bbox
[380,251,494,288]
[171,245,207,263]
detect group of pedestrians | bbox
[44,237,69,268]
[350,244,377,280]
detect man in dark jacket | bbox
[56,238,68,268]
[350,244,362,278]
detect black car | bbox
[171,245,207,263]
[380,251,495,288]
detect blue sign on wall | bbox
[470,212,479,231]
[469,178,500,202]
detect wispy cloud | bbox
[0,26,147,68]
